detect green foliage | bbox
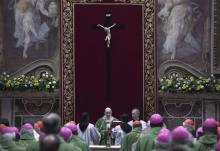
[159,74,220,93]
[0,72,58,92]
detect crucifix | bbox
[94,11,124,101]
[97,23,116,48]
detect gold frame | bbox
[212,0,220,74]
[60,0,157,123]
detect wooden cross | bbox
[94,11,124,101]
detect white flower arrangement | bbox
[0,72,58,92]
[160,73,220,93]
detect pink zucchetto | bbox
[203,118,217,128]
[2,127,16,134]
[64,123,77,133]
[11,127,19,134]
[22,123,33,130]
[196,127,203,137]
[159,128,171,134]
[59,127,72,141]
[171,126,190,141]
[150,114,163,124]
[196,127,203,134]
[155,128,171,146]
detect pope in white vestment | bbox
[95,107,118,145]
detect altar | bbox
[90,145,120,151]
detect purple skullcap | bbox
[150,114,163,124]
[22,123,33,130]
[156,131,171,145]
[203,118,217,128]
[59,127,72,140]
[64,123,77,133]
[196,127,203,134]
[2,127,16,134]
[171,126,190,141]
[216,140,220,151]
[11,127,19,134]
[159,128,171,134]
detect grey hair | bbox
[132,108,140,115]
[20,128,33,135]
[1,132,16,140]
[105,107,112,113]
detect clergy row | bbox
[0,107,140,151]
[1,108,220,151]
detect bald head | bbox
[40,134,60,151]
[132,108,140,120]
[105,107,112,112]
[104,107,112,119]
[42,113,61,134]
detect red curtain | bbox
[74,4,143,123]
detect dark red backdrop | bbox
[74,4,143,123]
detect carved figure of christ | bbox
[97,23,116,48]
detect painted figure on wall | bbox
[14,0,59,59]
[158,0,211,73]
[158,0,201,60]
[0,0,59,75]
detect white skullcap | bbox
[105,107,112,112]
